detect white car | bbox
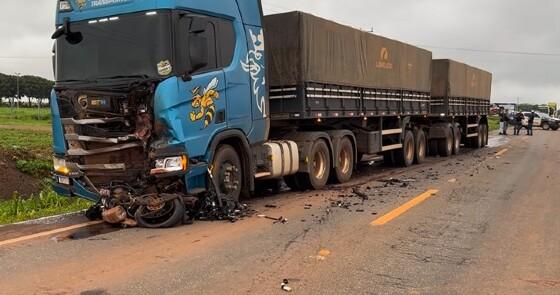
[522,112,559,130]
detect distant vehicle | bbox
[522,112,559,131]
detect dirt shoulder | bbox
[0,152,41,199]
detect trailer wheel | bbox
[300,139,331,190]
[394,130,415,167]
[477,125,484,148]
[481,124,489,147]
[212,145,242,202]
[332,137,354,183]
[413,129,426,164]
[466,124,481,149]
[452,126,461,155]
[438,129,453,157]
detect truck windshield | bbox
[55,10,173,83]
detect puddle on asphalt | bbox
[487,135,510,148]
[51,224,121,242]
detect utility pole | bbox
[15,72,21,111]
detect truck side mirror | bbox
[188,16,209,74]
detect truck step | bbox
[382,128,402,136]
[381,144,403,152]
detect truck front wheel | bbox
[212,145,242,202]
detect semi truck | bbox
[50,0,491,228]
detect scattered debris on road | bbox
[281,279,293,292]
[258,214,288,224]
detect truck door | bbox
[176,15,227,159]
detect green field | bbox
[0,106,51,126]
[488,116,500,131]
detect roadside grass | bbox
[0,186,91,225]
[0,115,89,225]
[488,116,500,131]
[0,106,51,126]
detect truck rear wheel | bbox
[299,139,331,190]
[332,137,354,183]
[438,129,453,157]
[414,129,426,164]
[394,130,415,167]
[212,145,242,202]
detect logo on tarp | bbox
[376,47,393,70]
[190,78,220,129]
[76,0,87,10]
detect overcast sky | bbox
[0,0,558,104]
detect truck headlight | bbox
[150,155,188,175]
[53,157,70,175]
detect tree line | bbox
[0,73,54,106]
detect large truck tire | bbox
[299,139,331,190]
[437,127,453,157]
[135,198,185,228]
[466,124,482,149]
[394,130,415,167]
[452,125,461,155]
[481,124,489,147]
[413,128,426,164]
[212,145,242,202]
[331,137,354,183]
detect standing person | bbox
[499,108,505,135]
[527,111,535,136]
[514,111,525,135]
[501,111,509,135]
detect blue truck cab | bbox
[51,0,271,210]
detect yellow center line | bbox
[371,189,439,226]
[0,220,104,247]
[495,148,508,157]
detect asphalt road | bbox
[1,130,559,295]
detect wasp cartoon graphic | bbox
[76,0,87,10]
[190,78,220,129]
